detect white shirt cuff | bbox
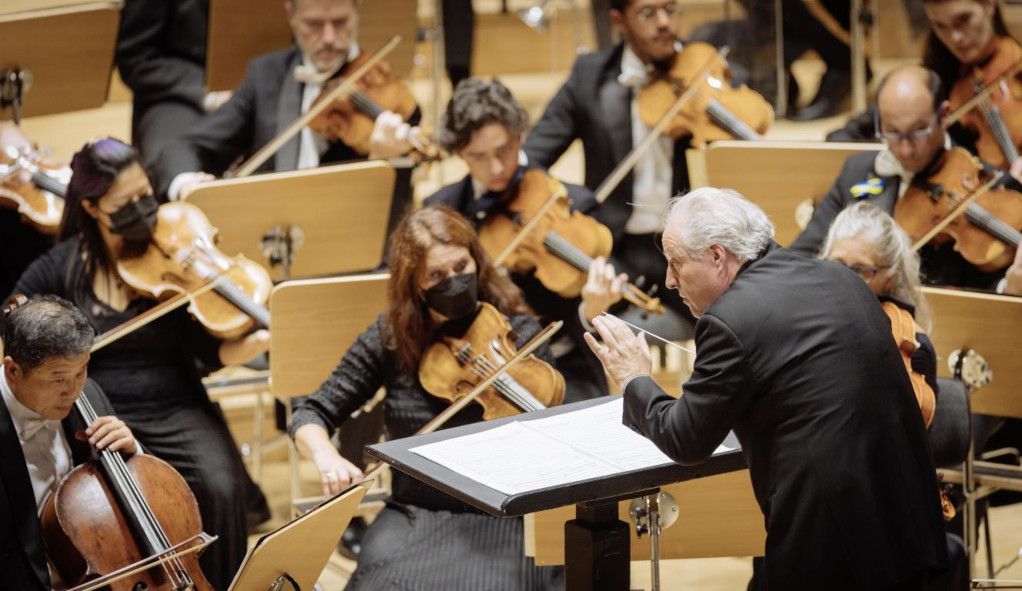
[996,277,1008,295]
[167,171,205,201]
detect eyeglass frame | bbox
[873,112,941,144]
[634,2,679,22]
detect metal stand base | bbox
[565,499,631,591]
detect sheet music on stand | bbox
[409,398,739,497]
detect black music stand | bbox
[367,398,747,591]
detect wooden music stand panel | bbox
[0,2,120,119]
[525,469,764,565]
[206,0,416,92]
[186,161,395,280]
[923,287,1022,419]
[269,273,389,398]
[228,483,367,591]
[695,141,881,246]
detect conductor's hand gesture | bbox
[583,315,652,390]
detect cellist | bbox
[0,295,140,591]
[425,78,626,401]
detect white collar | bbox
[0,365,59,441]
[293,42,362,85]
[618,44,651,88]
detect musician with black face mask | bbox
[6,138,269,591]
[290,205,564,590]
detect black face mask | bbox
[107,194,159,244]
[424,273,479,320]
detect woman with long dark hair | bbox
[9,138,269,590]
[290,205,563,589]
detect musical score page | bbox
[410,398,738,495]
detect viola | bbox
[895,147,1021,271]
[880,301,935,428]
[308,51,439,161]
[477,169,664,315]
[418,302,564,420]
[0,137,69,235]
[636,41,773,146]
[948,36,1022,169]
[116,201,272,340]
[41,395,214,590]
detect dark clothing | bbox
[349,503,562,591]
[623,243,947,590]
[423,172,608,401]
[790,151,1006,290]
[441,0,474,88]
[11,239,250,591]
[0,211,52,302]
[0,379,116,591]
[290,312,562,587]
[116,0,209,168]
[523,43,692,245]
[153,45,421,195]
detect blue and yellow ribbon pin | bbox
[849,177,886,199]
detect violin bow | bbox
[910,170,1006,252]
[359,319,564,483]
[593,47,731,204]
[90,279,222,353]
[232,35,403,178]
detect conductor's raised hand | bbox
[583,315,652,389]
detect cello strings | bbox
[78,396,190,586]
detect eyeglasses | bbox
[843,263,882,281]
[874,113,939,144]
[635,2,679,22]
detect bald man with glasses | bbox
[792,65,1022,292]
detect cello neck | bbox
[74,397,173,559]
[542,230,593,273]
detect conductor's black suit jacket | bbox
[0,379,116,591]
[522,43,691,243]
[623,243,947,589]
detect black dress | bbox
[290,312,564,590]
[11,238,250,591]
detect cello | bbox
[41,394,214,591]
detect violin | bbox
[41,395,214,590]
[948,36,1022,169]
[116,201,272,340]
[308,50,439,161]
[636,41,773,146]
[881,301,935,428]
[418,302,564,420]
[0,133,69,234]
[895,147,1021,271]
[477,169,664,315]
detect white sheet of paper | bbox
[410,398,738,496]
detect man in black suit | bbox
[424,78,629,401]
[792,65,1018,293]
[523,0,693,338]
[116,0,230,170]
[154,0,417,201]
[585,188,948,590]
[1,295,140,590]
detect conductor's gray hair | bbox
[665,188,775,263]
